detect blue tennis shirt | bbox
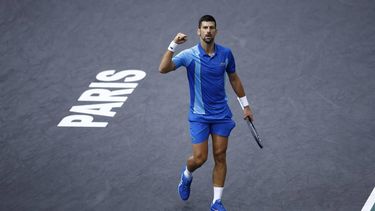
[172,43,236,122]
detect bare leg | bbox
[212,134,228,187]
[186,140,208,172]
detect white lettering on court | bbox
[57,69,146,128]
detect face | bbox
[197,21,217,44]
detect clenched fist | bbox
[173,33,188,44]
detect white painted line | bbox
[362,187,375,211]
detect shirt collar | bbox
[198,42,217,57]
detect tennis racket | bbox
[237,97,264,149]
[246,119,263,148]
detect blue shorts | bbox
[189,120,236,144]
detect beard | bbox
[203,36,214,44]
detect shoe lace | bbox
[216,200,224,209]
[182,178,191,191]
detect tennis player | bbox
[159,15,253,211]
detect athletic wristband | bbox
[238,96,249,109]
[168,41,178,52]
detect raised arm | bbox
[159,33,188,74]
[228,72,254,121]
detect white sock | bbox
[183,166,192,179]
[213,187,224,203]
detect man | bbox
[159,15,253,211]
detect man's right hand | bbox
[159,33,187,73]
[173,33,188,44]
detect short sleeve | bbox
[172,50,188,69]
[226,50,236,73]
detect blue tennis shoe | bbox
[210,199,226,211]
[178,168,193,201]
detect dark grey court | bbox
[1,0,375,210]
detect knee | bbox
[213,150,226,164]
[194,154,207,166]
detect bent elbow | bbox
[159,67,168,74]
[159,65,173,74]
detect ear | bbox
[197,28,200,36]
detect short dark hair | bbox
[198,15,216,28]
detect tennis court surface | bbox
[1,1,374,210]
